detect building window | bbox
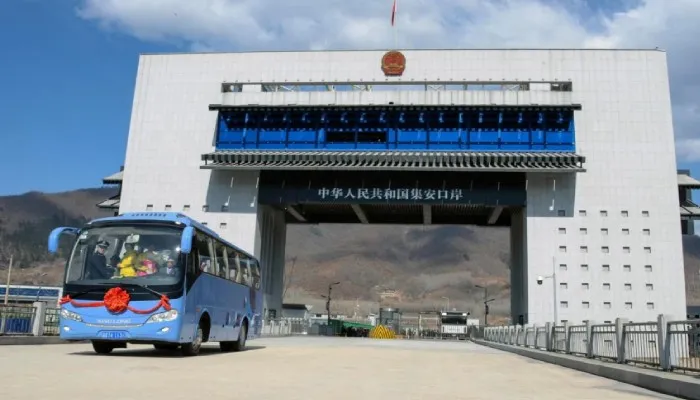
[579,210,587,217]
[623,265,631,272]
[219,222,227,229]
[582,301,590,309]
[202,222,208,226]
[202,205,209,212]
[602,264,610,272]
[580,246,588,253]
[580,228,587,235]
[146,204,153,211]
[559,246,567,253]
[600,210,608,217]
[645,283,654,291]
[557,209,566,217]
[560,301,569,309]
[604,320,612,324]
[625,302,633,310]
[642,229,650,236]
[560,282,568,289]
[603,283,611,290]
[646,302,655,310]
[601,246,609,254]
[580,264,589,271]
[183,204,191,212]
[601,228,609,235]
[604,302,612,309]
[164,204,172,211]
[621,210,629,217]
[644,246,652,254]
[644,265,653,272]
[623,246,630,253]
[558,227,566,234]
[559,264,568,271]
[642,211,650,217]
[581,283,590,290]
[622,228,630,235]
[624,283,632,291]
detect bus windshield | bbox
[65,224,184,286]
[441,315,468,325]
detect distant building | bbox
[281,303,312,319]
[0,285,62,305]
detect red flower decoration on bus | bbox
[103,287,130,314]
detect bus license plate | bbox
[99,331,127,339]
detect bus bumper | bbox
[59,319,182,343]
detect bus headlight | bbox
[60,309,82,322]
[146,310,179,323]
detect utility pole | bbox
[4,255,13,305]
[476,284,495,327]
[324,282,340,332]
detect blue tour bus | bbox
[48,212,263,356]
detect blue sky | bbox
[1,0,699,195]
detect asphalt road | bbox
[0,336,682,399]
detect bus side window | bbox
[239,254,251,287]
[226,247,239,283]
[195,233,213,274]
[251,260,261,290]
[215,241,228,279]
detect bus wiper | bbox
[64,286,108,300]
[101,282,166,299]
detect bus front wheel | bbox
[92,341,115,354]
[181,324,204,356]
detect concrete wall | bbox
[120,49,685,325]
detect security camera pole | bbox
[537,256,558,325]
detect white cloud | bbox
[77,0,700,161]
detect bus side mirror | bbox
[180,227,194,254]
[48,227,80,254]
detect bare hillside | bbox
[1,188,699,318]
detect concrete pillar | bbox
[545,322,553,351]
[32,301,46,336]
[256,206,287,319]
[657,314,670,371]
[615,318,628,363]
[563,321,570,353]
[585,320,594,358]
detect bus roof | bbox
[86,212,256,260]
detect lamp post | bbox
[325,282,340,329]
[441,296,449,311]
[537,256,558,325]
[475,285,495,326]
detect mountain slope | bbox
[0,188,698,317]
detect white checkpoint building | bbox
[101,49,692,325]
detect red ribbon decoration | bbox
[59,287,171,315]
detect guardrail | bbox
[482,314,700,374]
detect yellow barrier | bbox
[369,325,396,339]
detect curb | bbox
[0,336,85,346]
[474,340,700,400]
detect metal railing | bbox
[43,307,60,336]
[591,324,617,361]
[567,325,587,355]
[667,320,700,373]
[481,315,700,376]
[622,322,659,367]
[0,304,36,335]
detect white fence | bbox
[482,314,700,374]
